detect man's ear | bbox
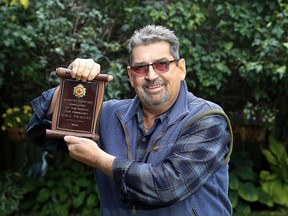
[178,58,186,80]
[127,66,134,87]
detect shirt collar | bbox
[116,81,191,125]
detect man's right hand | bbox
[68,58,102,82]
[47,58,113,115]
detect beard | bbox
[141,80,169,106]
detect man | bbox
[26,25,233,215]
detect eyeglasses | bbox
[130,59,179,76]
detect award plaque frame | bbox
[46,67,109,141]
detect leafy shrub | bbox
[229,151,273,214]
[0,170,27,215]
[18,154,100,215]
[260,136,288,208]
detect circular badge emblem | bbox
[73,84,86,98]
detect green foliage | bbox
[229,151,274,214]
[260,135,288,208]
[105,61,133,100]
[1,0,288,140]
[1,0,288,213]
[18,154,100,215]
[0,170,27,215]
[122,1,288,139]
[0,0,129,108]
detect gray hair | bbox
[128,25,180,62]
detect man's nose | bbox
[145,65,159,79]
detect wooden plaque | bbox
[46,67,109,141]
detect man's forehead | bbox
[131,41,172,62]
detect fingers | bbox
[68,58,101,82]
[64,135,85,144]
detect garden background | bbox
[0,0,288,215]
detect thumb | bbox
[107,74,114,83]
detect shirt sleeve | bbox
[25,87,67,152]
[112,114,231,207]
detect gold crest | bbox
[73,84,86,98]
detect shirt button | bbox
[142,137,146,142]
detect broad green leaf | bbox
[73,191,86,208]
[228,190,239,208]
[229,173,240,190]
[260,170,276,181]
[214,62,232,74]
[57,188,68,203]
[283,42,288,48]
[239,182,259,202]
[275,66,286,78]
[71,185,80,194]
[235,166,257,182]
[223,42,233,50]
[262,149,277,165]
[20,0,29,9]
[235,200,251,214]
[62,178,72,189]
[266,21,272,28]
[74,178,90,187]
[272,183,288,207]
[272,25,285,38]
[87,194,98,208]
[261,180,280,197]
[36,188,50,202]
[258,189,274,207]
[268,135,287,163]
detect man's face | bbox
[127,41,186,111]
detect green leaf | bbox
[283,42,288,48]
[87,194,98,208]
[214,62,232,74]
[261,181,272,195]
[235,200,251,214]
[262,149,277,166]
[234,166,257,182]
[276,65,286,77]
[20,0,29,9]
[260,170,277,181]
[62,178,72,189]
[238,182,259,202]
[272,25,285,38]
[71,185,80,194]
[223,42,233,50]
[228,190,239,208]
[74,178,90,187]
[36,188,50,202]
[258,188,274,207]
[57,188,68,203]
[229,173,240,190]
[268,135,287,163]
[72,191,86,208]
[272,183,288,206]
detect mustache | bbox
[142,80,165,87]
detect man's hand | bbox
[47,58,113,115]
[68,58,113,82]
[64,135,116,178]
[68,58,100,82]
